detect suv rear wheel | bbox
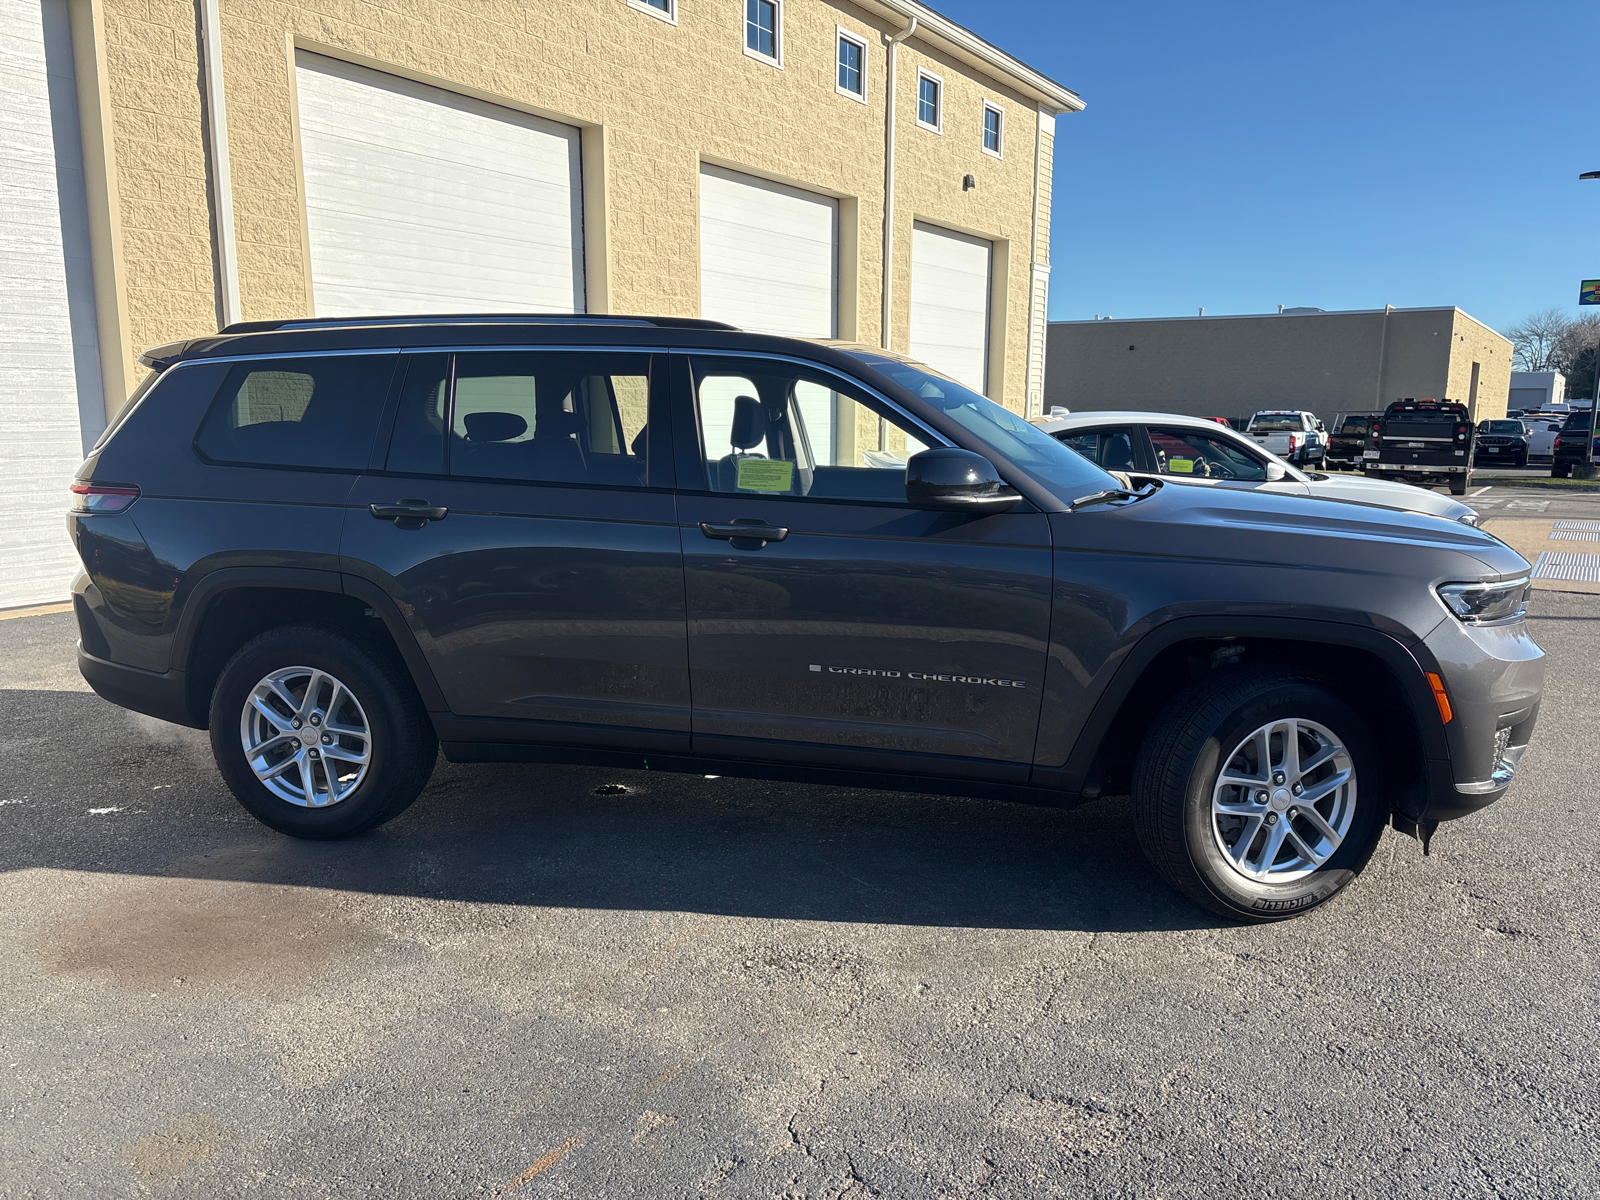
[1133,666,1386,921]
[209,624,437,838]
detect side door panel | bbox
[673,352,1053,780]
[340,350,690,750]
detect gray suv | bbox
[69,315,1544,921]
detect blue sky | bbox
[932,0,1600,334]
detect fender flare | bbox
[171,566,448,714]
[1036,614,1448,796]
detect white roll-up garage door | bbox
[0,0,103,609]
[294,52,584,316]
[698,165,839,459]
[909,222,992,394]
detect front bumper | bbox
[1419,614,1544,820]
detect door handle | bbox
[699,519,789,547]
[370,499,448,526]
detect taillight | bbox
[1555,437,1563,450]
[69,482,140,514]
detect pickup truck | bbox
[1362,398,1474,495]
[1246,410,1326,466]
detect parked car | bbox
[1246,410,1327,466]
[1326,412,1382,469]
[71,315,1541,922]
[1521,417,1561,463]
[1032,411,1480,525]
[1472,420,1530,468]
[1551,410,1597,479]
[1363,399,1474,495]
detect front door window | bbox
[1147,427,1268,482]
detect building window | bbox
[627,0,675,22]
[982,102,1004,156]
[916,70,942,132]
[837,29,866,100]
[745,0,780,65]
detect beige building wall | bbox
[1044,307,1512,425]
[72,0,1079,419]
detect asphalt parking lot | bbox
[4,490,1600,1198]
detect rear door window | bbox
[382,351,659,488]
[1055,427,1140,472]
[196,354,397,470]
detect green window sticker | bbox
[736,458,794,492]
[1168,457,1196,474]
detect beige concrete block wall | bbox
[1447,311,1512,421]
[86,0,1055,413]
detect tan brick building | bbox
[2,0,1079,608]
[1044,307,1513,426]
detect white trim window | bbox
[916,69,942,133]
[982,101,1004,157]
[627,0,676,23]
[744,0,782,66]
[836,27,867,102]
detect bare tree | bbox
[1507,308,1572,372]
[1557,313,1600,400]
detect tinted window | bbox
[384,351,655,488]
[860,359,1115,497]
[1056,427,1139,472]
[1148,427,1268,481]
[692,357,932,503]
[197,354,396,469]
[1249,414,1304,432]
[1335,415,1374,435]
[1561,413,1591,432]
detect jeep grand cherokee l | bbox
[70,315,1544,922]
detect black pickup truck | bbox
[1361,399,1474,495]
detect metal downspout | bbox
[880,15,918,350]
[199,0,240,328]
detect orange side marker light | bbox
[1426,673,1453,724]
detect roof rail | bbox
[218,313,739,334]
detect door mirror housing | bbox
[905,448,1022,513]
[1264,460,1287,482]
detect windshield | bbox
[849,355,1116,497]
[1482,421,1524,435]
[1249,415,1304,432]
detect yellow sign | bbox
[1168,457,1196,474]
[736,458,794,492]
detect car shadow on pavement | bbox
[1,687,1227,935]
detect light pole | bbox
[1583,172,1598,467]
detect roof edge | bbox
[1051,306,1494,326]
[860,0,1085,113]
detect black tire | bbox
[1449,473,1468,496]
[1553,462,1571,479]
[1132,666,1387,922]
[209,624,437,838]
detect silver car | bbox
[1033,410,1479,525]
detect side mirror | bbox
[905,448,1021,513]
[1264,461,1287,482]
[1315,421,1326,433]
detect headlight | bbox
[1436,577,1529,625]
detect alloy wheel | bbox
[1210,717,1357,884]
[239,666,372,807]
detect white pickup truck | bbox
[1245,410,1327,466]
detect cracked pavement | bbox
[1,586,1598,1197]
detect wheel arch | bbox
[173,568,446,727]
[1041,616,1448,821]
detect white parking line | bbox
[1468,486,1492,497]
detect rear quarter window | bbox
[196,354,398,470]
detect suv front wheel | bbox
[1133,666,1386,921]
[209,624,438,838]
